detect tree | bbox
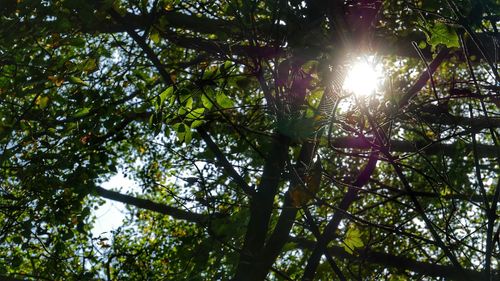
[0,0,498,280]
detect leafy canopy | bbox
[0,0,499,280]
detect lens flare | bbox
[343,56,383,97]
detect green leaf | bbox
[203,67,217,80]
[159,86,174,106]
[175,132,185,143]
[201,93,213,109]
[35,95,50,109]
[343,226,364,254]
[150,29,160,44]
[69,76,89,86]
[185,97,193,110]
[184,128,192,144]
[172,123,193,144]
[235,77,252,89]
[186,107,205,120]
[148,113,155,126]
[220,60,233,74]
[190,119,204,128]
[168,95,176,106]
[83,58,98,73]
[73,107,91,118]
[178,107,187,116]
[173,123,187,142]
[282,242,297,252]
[216,92,233,108]
[426,23,460,49]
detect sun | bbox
[342,56,383,97]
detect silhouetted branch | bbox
[94,186,213,224]
[292,238,494,281]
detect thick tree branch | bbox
[254,141,315,279]
[94,186,213,224]
[411,104,500,130]
[233,134,290,281]
[399,48,450,108]
[292,238,495,281]
[238,82,345,279]
[331,136,500,158]
[158,29,283,59]
[198,128,254,195]
[75,9,500,61]
[301,151,379,281]
[253,84,342,279]
[0,275,26,281]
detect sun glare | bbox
[343,56,383,97]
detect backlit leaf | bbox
[159,86,174,106]
[201,93,213,109]
[150,29,160,44]
[73,108,91,118]
[69,76,89,86]
[426,22,460,49]
[35,95,49,108]
[343,226,364,254]
[216,92,233,108]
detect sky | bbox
[91,172,137,238]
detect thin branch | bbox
[372,133,469,279]
[108,9,173,85]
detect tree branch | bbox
[411,104,500,130]
[198,128,254,195]
[74,10,500,61]
[0,275,28,281]
[399,48,450,108]
[233,134,290,280]
[301,151,379,281]
[94,186,213,224]
[330,136,500,158]
[292,238,494,281]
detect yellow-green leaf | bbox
[426,22,459,50]
[216,92,233,108]
[201,93,213,109]
[160,86,174,106]
[184,128,192,144]
[73,107,91,118]
[35,96,50,109]
[150,29,160,44]
[186,108,205,120]
[69,76,88,86]
[190,120,204,128]
[185,97,193,110]
[343,226,364,254]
